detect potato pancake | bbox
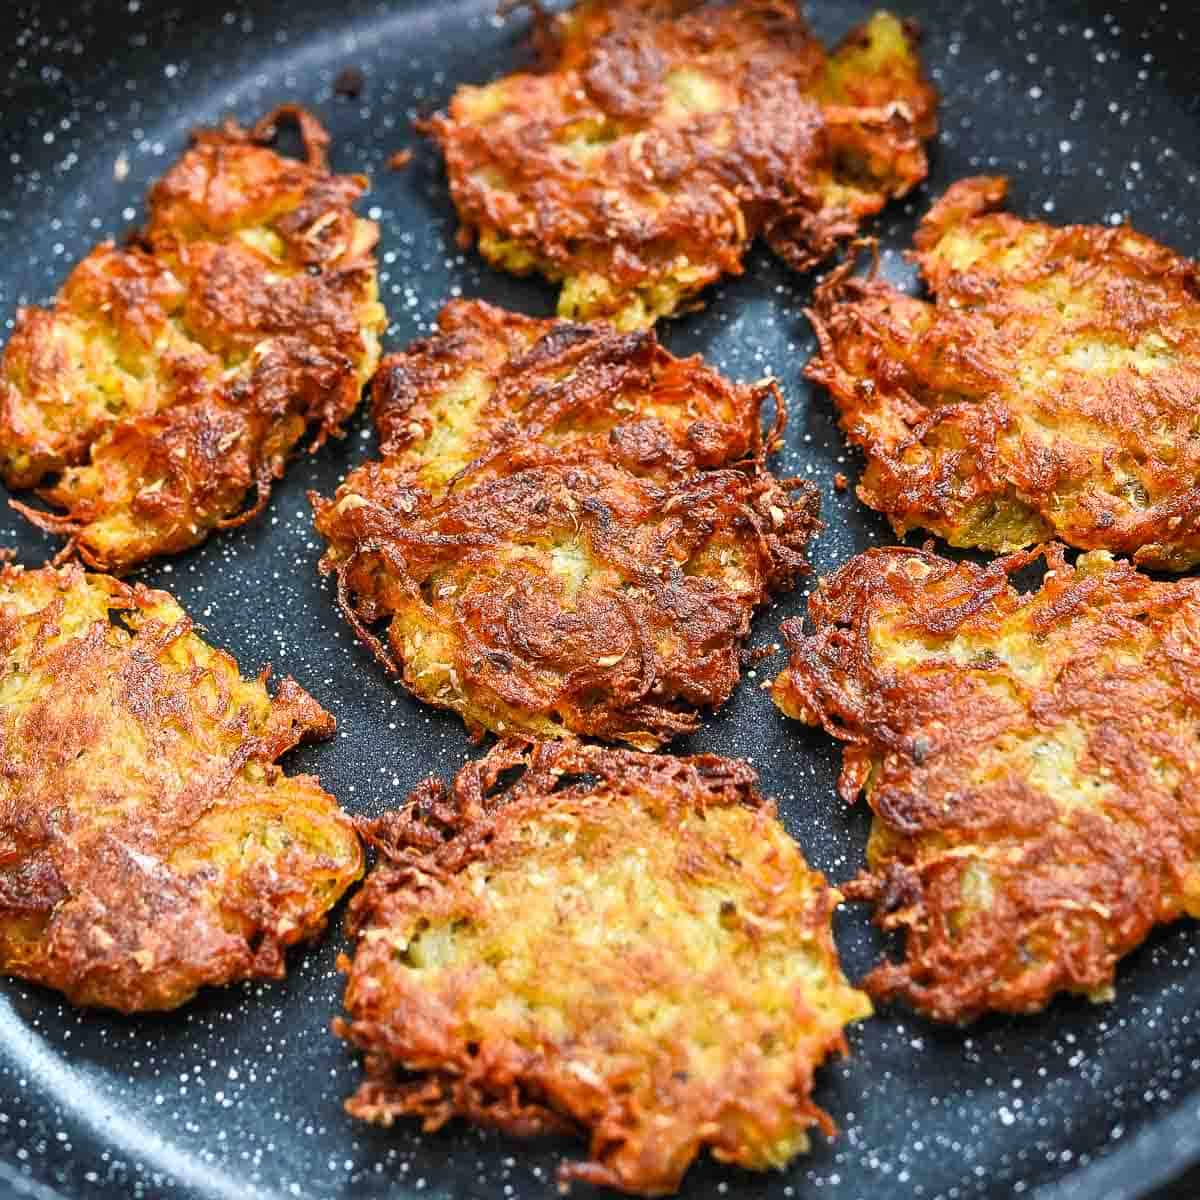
[336,738,870,1196]
[0,559,363,1012]
[0,105,386,571]
[772,544,1200,1023]
[424,1,936,329]
[312,299,820,749]
[807,175,1200,570]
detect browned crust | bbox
[312,299,820,749]
[772,543,1200,1022]
[0,560,363,1012]
[423,1,936,325]
[806,175,1200,569]
[0,105,385,571]
[336,737,869,1194]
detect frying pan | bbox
[2,0,1199,1197]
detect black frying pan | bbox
[2,1,1199,1197]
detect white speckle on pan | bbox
[0,0,1198,1198]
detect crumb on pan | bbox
[334,66,366,98]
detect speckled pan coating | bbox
[0,2,1198,1200]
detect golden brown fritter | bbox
[312,299,820,749]
[807,175,1200,570]
[336,738,870,1196]
[0,105,386,572]
[772,544,1200,1023]
[0,559,363,1012]
[424,1,936,329]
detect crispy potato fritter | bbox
[0,106,386,571]
[424,1,936,328]
[808,176,1200,569]
[336,738,870,1195]
[0,560,363,1012]
[312,299,820,749]
[772,544,1200,1023]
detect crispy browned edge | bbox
[0,558,364,1012]
[421,0,937,322]
[773,542,1200,1022]
[2,105,381,572]
[804,174,1200,568]
[334,737,859,1194]
[312,299,822,749]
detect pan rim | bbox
[1,1100,1197,1200]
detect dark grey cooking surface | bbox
[1,1,1199,1197]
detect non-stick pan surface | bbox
[1,1,1199,1197]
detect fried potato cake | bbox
[772,543,1200,1023]
[335,738,870,1195]
[807,175,1200,570]
[0,105,386,571]
[312,299,820,749]
[0,559,363,1012]
[424,1,936,329]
